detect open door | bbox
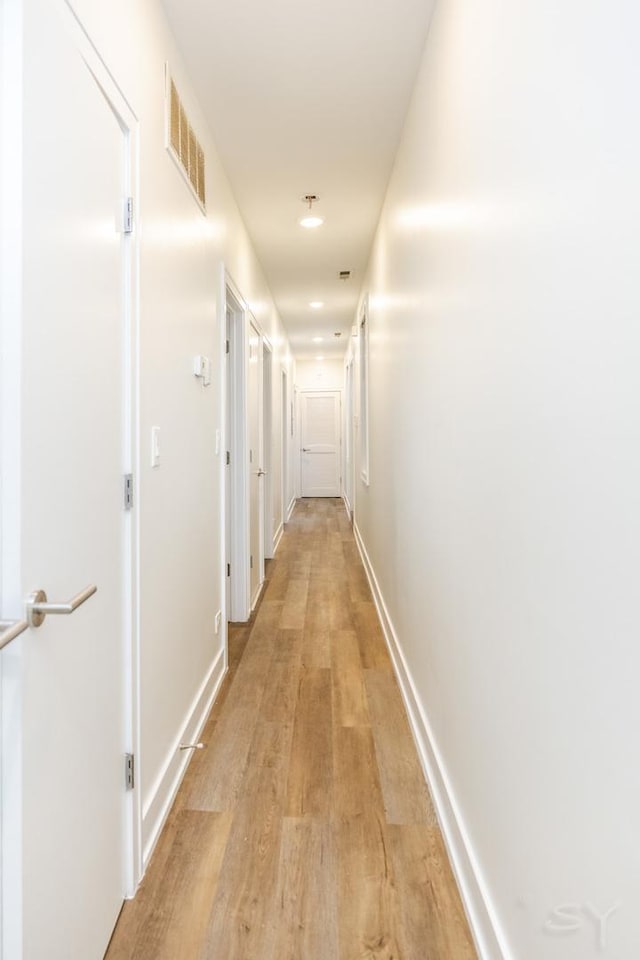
[1,2,136,956]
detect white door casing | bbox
[224,281,250,623]
[344,359,355,516]
[248,322,262,608]
[262,341,273,562]
[1,1,136,956]
[300,391,342,497]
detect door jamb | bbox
[223,274,251,622]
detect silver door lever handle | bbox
[256,469,266,477]
[302,448,311,452]
[0,619,29,650]
[26,584,97,628]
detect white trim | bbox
[357,296,370,486]
[286,496,296,522]
[342,494,352,521]
[218,263,229,672]
[353,521,511,960]
[140,649,226,874]
[273,521,284,554]
[224,275,251,622]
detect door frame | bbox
[223,274,251,623]
[280,367,290,532]
[261,338,274,564]
[0,0,141,946]
[344,356,355,522]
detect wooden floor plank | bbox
[198,723,291,959]
[387,824,477,960]
[331,628,370,727]
[333,725,385,821]
[353,600,394,670]
[286,668,333,817]
[105,810,232,960]
[263,817,338,960]
[365,668,437,826]
[280,578,309,629]
[336,813,401,960]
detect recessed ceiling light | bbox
[309,301,324,309]
[299,215,324,229]
[315,356,325,361]
[312,336,324,343]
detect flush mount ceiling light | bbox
[309,301,324,309]
[299,194,324,229]
[315,356,325,361]
[312,336,324,343]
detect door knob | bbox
[0,619,29,650]
[256,469,266,477]
[302,448,311,452]
[26,584,97,628]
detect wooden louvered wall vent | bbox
[166,70,206,210]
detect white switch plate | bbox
[151,426,160,467]
[214,610,221,635]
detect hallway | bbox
[105,499,475,960]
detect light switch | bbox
[193,355,211,386]
[151,426,160,467]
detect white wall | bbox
[59,0,293,866]
[295,358,344,391]
[355,2,640,959]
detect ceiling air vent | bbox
[338,270,351,280]
[166,69,206,211]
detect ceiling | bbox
[161,0,434,359]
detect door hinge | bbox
[226,451,230,465]
[250,555,253,569]
[225,339,230,355]
[123,197,134,234]
[124,473,134,510]
[226,563,231,577]
[249,449,253,463]
[125,753,135,790]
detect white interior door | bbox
[5,2,132,956]
[300,391,342,497]
[248,323,262,607]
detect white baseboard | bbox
[353,522,510,960]
[286,496,296,521]
[342,494,352,521]
[140,646,226,872]
[273,521,284,554]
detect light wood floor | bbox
[106,498,476,960]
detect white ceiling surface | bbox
[161,0,434,358]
